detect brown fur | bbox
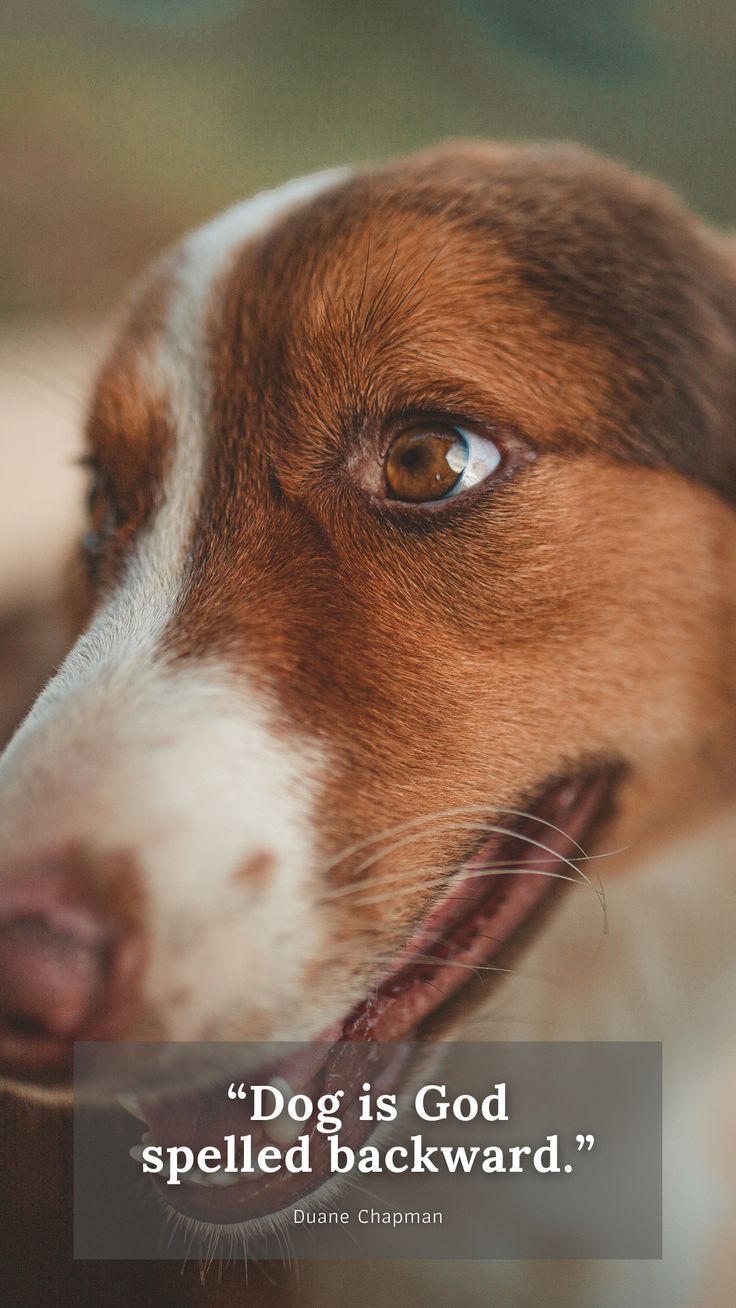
[84,268,176,593]
[147,143,736,965]
[4,141,736,1303]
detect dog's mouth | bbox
[124,768,614,1227]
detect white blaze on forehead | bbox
[95,165,350,656]
[10,165,350,720]
[0,169,349,1041]
[149,165,350,612]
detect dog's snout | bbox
[0,910,107,1037]
[0,868,143,1080]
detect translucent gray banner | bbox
[73,1040,661,1260]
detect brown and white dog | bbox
[1,141,736,1306]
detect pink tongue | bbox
[343,868,547,1041]
[142,1084,252,1151]
[144,773,607,1151]
[141,872,543,1154]
[344,770,609,1041]
[142,1033,342,1152]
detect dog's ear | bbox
[693,229,736,501]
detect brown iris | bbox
[384,426,469,502]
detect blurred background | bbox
[1,0,735,599]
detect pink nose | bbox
[0,912,107,1037]
[0,875,140,1079]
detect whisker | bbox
[325,857,579,908]
[349,865,603,913]
[353,186,375,326]
[362,240,401,332]
[322,846,620,908]
[406,952,543,981]
[0,364,86,426]
[326,820,605,909]
[323,801,608,874]
[374,245,446,333]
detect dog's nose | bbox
[0,911,107,1038]
[0,876,141,1077]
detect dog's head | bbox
[1,143,735,1126]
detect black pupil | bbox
[400,445,433,472]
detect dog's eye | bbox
[384,424,501,503]
[82,464,118,572]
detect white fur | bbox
[409,807,736,1308]
[0,170,349,1042]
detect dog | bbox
[1,140,736,1306]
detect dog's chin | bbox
[120,765,617,1230]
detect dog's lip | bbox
[344,770,610,1042]
[135,767,614,1226]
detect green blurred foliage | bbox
[460,0,655,74]
[1,0,734,316]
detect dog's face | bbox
[1,144,736,1110]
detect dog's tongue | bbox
[141,867,548,1152]
[141,1032,341,1151]
[346,773,607,1040]
[142,773,608,1157]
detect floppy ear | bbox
[606,202,736,503]
[696,229,736,500]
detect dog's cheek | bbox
[309,458,736,894]
[458,459,736,858]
